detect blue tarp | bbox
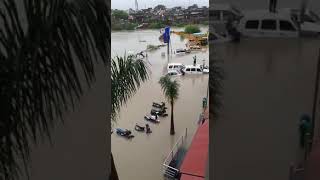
[163,26,170,43]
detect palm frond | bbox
[159,75,180,104]
[0,0,110,179]
[111,55,150,122]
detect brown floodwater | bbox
[111,27,209,180]
[212,37,320,180]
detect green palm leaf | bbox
[159,75,180,135]
[111,55,150,122]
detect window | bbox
[169,65,173,69]
[280,20,296,31]
[174,65,179,68]
[261,20,277,30]
[186,68,190,71]
[210,11,220,21]
[197,68,202,72]
[245,20,259,29]
[191,68,196,72]
[222,11,234,21]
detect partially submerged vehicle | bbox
[150,109,168,117]
[152,102,166,109]
[238,10,300,38]
[115,128,134,139]
[167,69,184,76]
[144,115,160,123]
[167,63,185,72]
[135,124,145,132]
[175,48,191,55]
[182,64,210,74]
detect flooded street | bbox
[111,27,209,180]
[212,38,320,180]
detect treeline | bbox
[111,9,208,31]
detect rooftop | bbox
[180,120,209,179]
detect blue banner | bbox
[163,26,170,43]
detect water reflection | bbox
[213,38,320,180]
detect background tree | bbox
[159,75,180,135]
[0,0,109,179]
[154,4,166,11]
[112,9,129,20]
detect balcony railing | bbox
[162,128,188,179]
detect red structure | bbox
[305,140,320,180]
[179,119,209,179]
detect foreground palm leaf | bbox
[159,75,180,135]
[0,0,110,179]
[111,55,150,122]
[110,55,149,180]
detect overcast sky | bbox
[111,0,209,10]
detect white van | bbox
[238,10,299,38]
[183,65,209,74]
[167,63,185,71]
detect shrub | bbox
[184,25,201,34]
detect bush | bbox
[149,22,165,29]
[184,25,201,34]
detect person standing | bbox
[193,55,197,66]
[299,114,312,148]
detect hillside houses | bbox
[128,4,208,24]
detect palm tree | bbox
[159,75,180,135]
[0,0,109,179]
[110,55,150,179]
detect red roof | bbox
[305,140,320,180]
[180,120,209,179]
[180,174,204,180]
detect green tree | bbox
[154,4,166,11]
[112,9,128,20]
[0,0,109,179]
[159,75,180,135]
[184,25,201,34]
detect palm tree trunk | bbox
[109,153,119,180]
[170,101,175,135]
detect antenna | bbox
[135,0,139,11]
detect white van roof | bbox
[185,64,202,69]
[168,63,184,66]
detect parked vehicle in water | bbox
[167,63,185,72]
[115,128,134,139]
[150,109,168,117]
[144,115,160,123]
[167,69,184,76]
[152,102,166,109]
[182,64,210,74]
[134,124,145,132]
[175,48,191,55]
[238,10,299,38]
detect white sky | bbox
[111,0,209,10]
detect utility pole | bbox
[311,48,320,151]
